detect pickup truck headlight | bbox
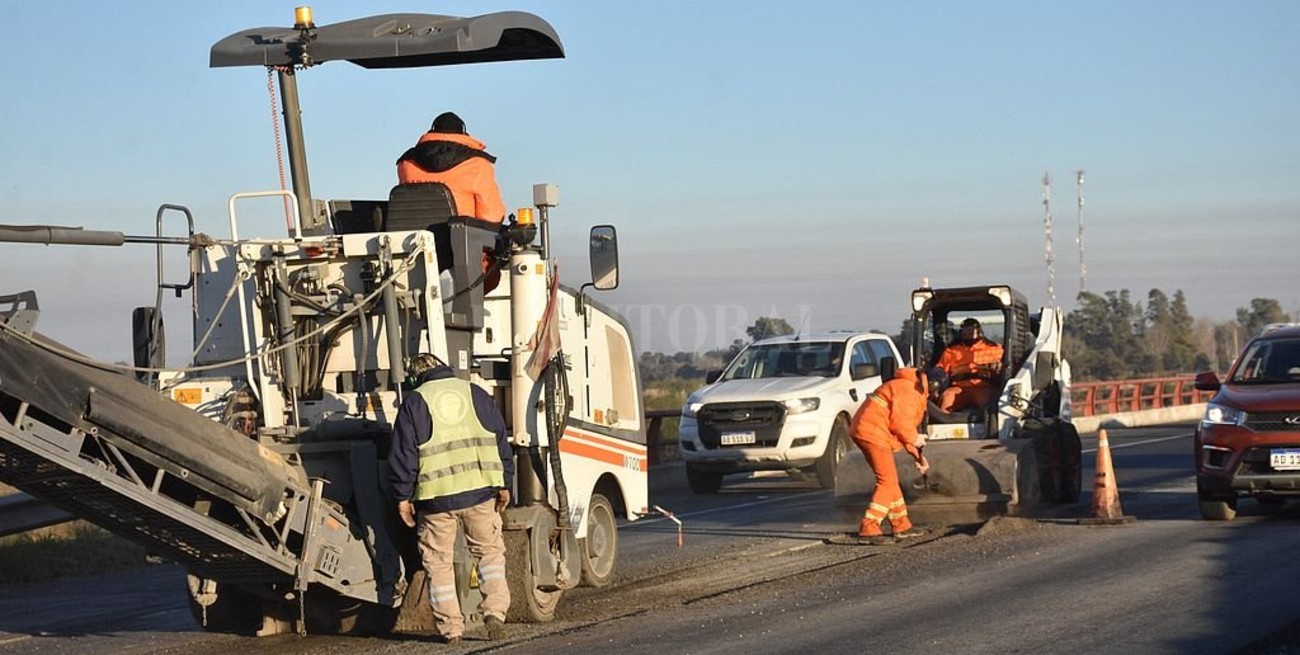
[1202,403,1244,427]
[783,397,821,414]
[682,402,704,418]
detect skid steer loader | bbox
[835,283,1082,518]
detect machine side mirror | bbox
[1193,371,1222,392]
[851,363,879,381]
[588,225,619,291]
[705,369,722,384]
[879,356,897,381]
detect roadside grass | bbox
[0,521,147,587]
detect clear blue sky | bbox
[0,1,1296,357]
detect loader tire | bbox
[1028,421,1082,504]
[1054,424,1083,503]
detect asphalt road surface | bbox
[1,426,1297,654]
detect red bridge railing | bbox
[1070,375,1216,417]
[642,376,1214,462]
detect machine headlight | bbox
[783,397,821,414]
[1202,403,1245,426]
[682,402,704,418]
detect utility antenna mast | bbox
[1076,170,1087,295]
[1042,172,1055,305]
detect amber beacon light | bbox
[294,6,314,29]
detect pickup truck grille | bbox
[696,402,785,448]
[1244,412,1300,433]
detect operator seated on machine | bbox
[935,317,1004,412]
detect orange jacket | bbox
[851,367,927,456]
[937,338,1004,388]
[396,132,506,223]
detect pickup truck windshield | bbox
[1230,338,1300,384]
[721,342,846,381]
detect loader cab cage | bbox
[911,285,1034,384]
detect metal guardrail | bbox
[1071,376,1215,417]
[0,493,74,538]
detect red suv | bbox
[1194,325,1300,520]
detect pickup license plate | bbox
[720,431,756,446]
[1270,448,1300,471]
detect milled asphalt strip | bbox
[624,489,828,528]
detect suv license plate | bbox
[1270,448,1300,471]
[720,431,756,446]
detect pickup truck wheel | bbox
[814,417,850,490]
[685,465,724,494]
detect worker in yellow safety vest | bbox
[388,353,513,644]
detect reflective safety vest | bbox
[413,378,505,501]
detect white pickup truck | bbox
[677,332,902,493]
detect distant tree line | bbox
[639,293,1293,387]
[639,316,794,385]
[1063,291,1291,380]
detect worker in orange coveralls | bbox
[936,318,1004,412]
[396,111,507,223]
[850,367,930,539]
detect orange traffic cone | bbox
[1081,429,1135,525]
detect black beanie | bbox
[431,112,466,134]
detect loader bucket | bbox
[835,439,1044,521]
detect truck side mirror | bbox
[879,356,897,381]
[705,369,722,384]
[851,363,879,381]
[589,225,619,291]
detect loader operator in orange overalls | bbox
[936,317,1004,412]
[850,367,930,539]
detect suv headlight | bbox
[783,397,821,414]
[682,402,704,418]
[1202,403,1245,426]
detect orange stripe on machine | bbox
[560,429,647,472]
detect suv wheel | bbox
[814,417,850,490]
[1197,478,1238,520]
[685,465,724,494]
[1199,497,1237,521]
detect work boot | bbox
[894,526,927,540]
[858,519,885,538]
[441,635,462,645]
[485,615,506,641]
